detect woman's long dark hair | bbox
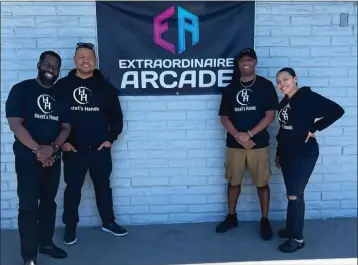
[277,67,296,78]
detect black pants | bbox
[62,146,115,226]
[280,153,319,240]
[15,152,61,262]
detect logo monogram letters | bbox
[278,103,292,130]
[35,94,58,121]
[235,89,256,112]
[71,86,99,112]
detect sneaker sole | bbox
[278,242,305,253]
[216,224,238,233]
[64,238,77,245]
[261,235,273,241]
[101,227,128,237]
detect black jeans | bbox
[15,151,61,262]
[280,153,319,240]
[62,146,115,226]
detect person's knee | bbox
[287,195,298,200]
[39,200,57,211]
[18,205,37,218]
[93,177,111,189]
[228,182,240,188]
[257,184,269,190]
[18,195,38,212]
[251,167,271,188]
[65,180,84,193]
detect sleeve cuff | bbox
[309,126,317,133]
[107,134,117,144]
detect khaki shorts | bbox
[224,147,271,187]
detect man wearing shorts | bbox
[216,48,279,240]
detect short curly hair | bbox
[39,51,62,67]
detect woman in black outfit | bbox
[275,67,345,253]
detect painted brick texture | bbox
[1,1,357,229]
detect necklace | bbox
[240,75,256,88]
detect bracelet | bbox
[234,133,239,138]
[247,130,253,138]
[51,142,59,153]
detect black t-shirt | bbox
[218,75,279,149]
[5,79,70,154]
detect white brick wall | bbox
[1,1,357,229]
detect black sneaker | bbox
[278,228,291,238]
[215,214,238,233]
[102,222,128,236]
[39,244,67,259]
[279,238,305,253]
[260,218,273,241]
[64,225,77,245]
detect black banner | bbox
[96,1,255,96]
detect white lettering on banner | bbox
[119,58,234,69]
[121,70,233,89]
[35,94,59,121]
[118,58,234,90]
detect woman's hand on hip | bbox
[305,131,315,143]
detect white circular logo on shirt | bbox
[73,86,91,105]
[37,94,55,114]
[278,103,291,124]
[236,88,253,106]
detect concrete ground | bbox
[1,218,357,265]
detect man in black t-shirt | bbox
[216,48,279,241]
[5,51,71,265]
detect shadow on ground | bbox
[1,218,357,265]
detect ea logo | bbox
[73,86,91,105]
[278,103,290,124]
[37,94,55,114]
[236,89,252,106]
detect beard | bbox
[38,69,58,86]
[240,67,255,77]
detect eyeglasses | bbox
[76,42,95,50]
